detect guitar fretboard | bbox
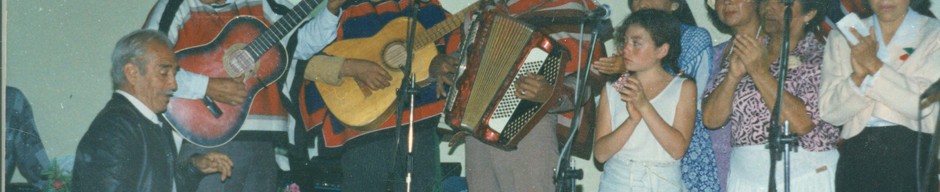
[244,0,323,60]
[412,2,479,50]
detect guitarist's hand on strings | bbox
[341,58,392,90]
[430,54,458,98]
[192,152,234,181]
[207,78,247,105]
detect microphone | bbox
[586,4,614,40]
[586,4,611,21]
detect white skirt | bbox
[727,145,839,192]
[600,159,686,192]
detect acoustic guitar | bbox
[317,3,477,131]
[163,0,324,147]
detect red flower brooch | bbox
[900,47,915,61]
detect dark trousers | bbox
[340,120,443,192]
[179,132,280,192]
[836,126,938,192]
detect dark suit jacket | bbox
[72,93,203,192]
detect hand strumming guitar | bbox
[207,78,247,105]
[341,58,392,91]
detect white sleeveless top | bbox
[606,76,685,162]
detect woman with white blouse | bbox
[819,0,940,191]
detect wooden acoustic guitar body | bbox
[318,17,437,131]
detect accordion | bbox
[445,13,569,150]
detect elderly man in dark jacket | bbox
[72,30,233,192]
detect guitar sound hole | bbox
[232,50,253,74]
[383,42,407,69]
[223,48,254,78]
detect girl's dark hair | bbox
[615,9,682,74]
[862,0,935,18]
[628,0,697,26]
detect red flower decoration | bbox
[53,181,64,189]
[901,47,915,61]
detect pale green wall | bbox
[6,0,156,182]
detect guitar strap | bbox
[158,0,184,34]
[281,15,332,160]
[282,16,346,157]
[282,21,304,143]
[270,0,296,94]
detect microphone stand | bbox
[917,79,940,192]
[390,1,422,191]
[766,1,800,192]
[553,14,606,192]
[406,76,417,192]
[922,104,940,192]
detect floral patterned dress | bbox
[676,24,721,192]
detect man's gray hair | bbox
[110,29,174,89]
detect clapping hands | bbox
[847,27,882,78]
[617,76,649,121]
[730,35,770,79]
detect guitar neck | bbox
[412,2,479,50]
[245,0,324,60]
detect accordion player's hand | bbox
[514,73,552,103]
[430,54,458,98]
